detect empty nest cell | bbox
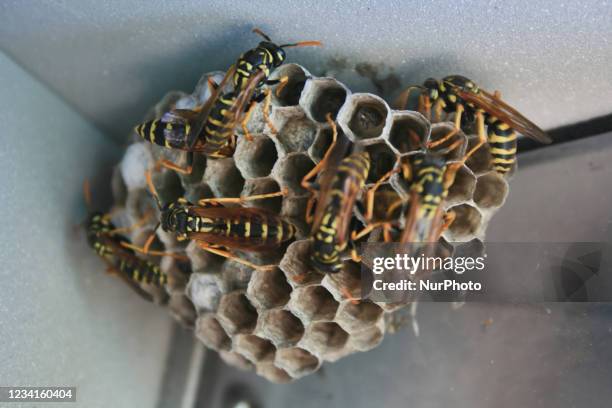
[246,267,292,310]
[195,314,231,351]
[341,93,390,142]
[272,152,315,195]
[274,115,318,154]
[289,285,339,323]
[216,292,258,335]
[257,309,305,348]
[473,171,509,208]
[388,111,430,154]
[301,78,348,122]
[274,347,320,378]
[233,334,276,363]
[234,135,278,179]
[203,158,245,198]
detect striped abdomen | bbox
[86,213,116,257]
[401,156,447,243]
[135,118,190,149]
[311,152,370,273]
[411,161,446,220]
[187,211,296,247]
[486,115,517,174]
[117,257,168,287]
[311,199,345,273]
[201,92,238,155]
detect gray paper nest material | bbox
[112,63,509,382]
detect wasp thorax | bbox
[259,42,286,67]
[443,75,479,93]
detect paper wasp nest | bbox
[111,64,510,382]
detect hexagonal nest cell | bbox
[388,111,430,155]
[111,64,514,382]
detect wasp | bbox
[233,28,321,94]
[395,75,552,175]
[355,122,484,245]
[301,114,370,274]
[122,171,296,271]
[134,66,269,172]
[83,181,174,302]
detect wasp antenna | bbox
[279,40,323,49]
[83,179,92,210]
[252,28,272,42]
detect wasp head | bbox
[160,201,190,233]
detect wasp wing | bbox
[183,64,238,148]
[226,69,268,121]
[454,87,551,144]
[310,136,352,233]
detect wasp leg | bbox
[351,221,393,241]
[441,210,456,232]
[394,85,423,110]
[493,90,502,100]
[432,99,443,123]
[119,240,188,261]
[365,168,400,221]
[240,100,258,142]
[106,210,153,235]
[155,152,194,175]
[262,88,278,136]
[304,193,317,224]
[300,113,338,191]
[453,103,464,129]
[463,110,487,161]
[196,242,276,271]
[273,76,290,97]
[197,188,288,205]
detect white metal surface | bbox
[1,0,611,140]
[0,52,174,408]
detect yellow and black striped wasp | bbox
[234,28,321,92]
[355,124,479,245]
[83,180,175,302]
[122,170,296,271]
[301,114,370,274]
[395,75,552,174]
[135,66,269,172]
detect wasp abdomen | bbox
[486,116,517,174]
